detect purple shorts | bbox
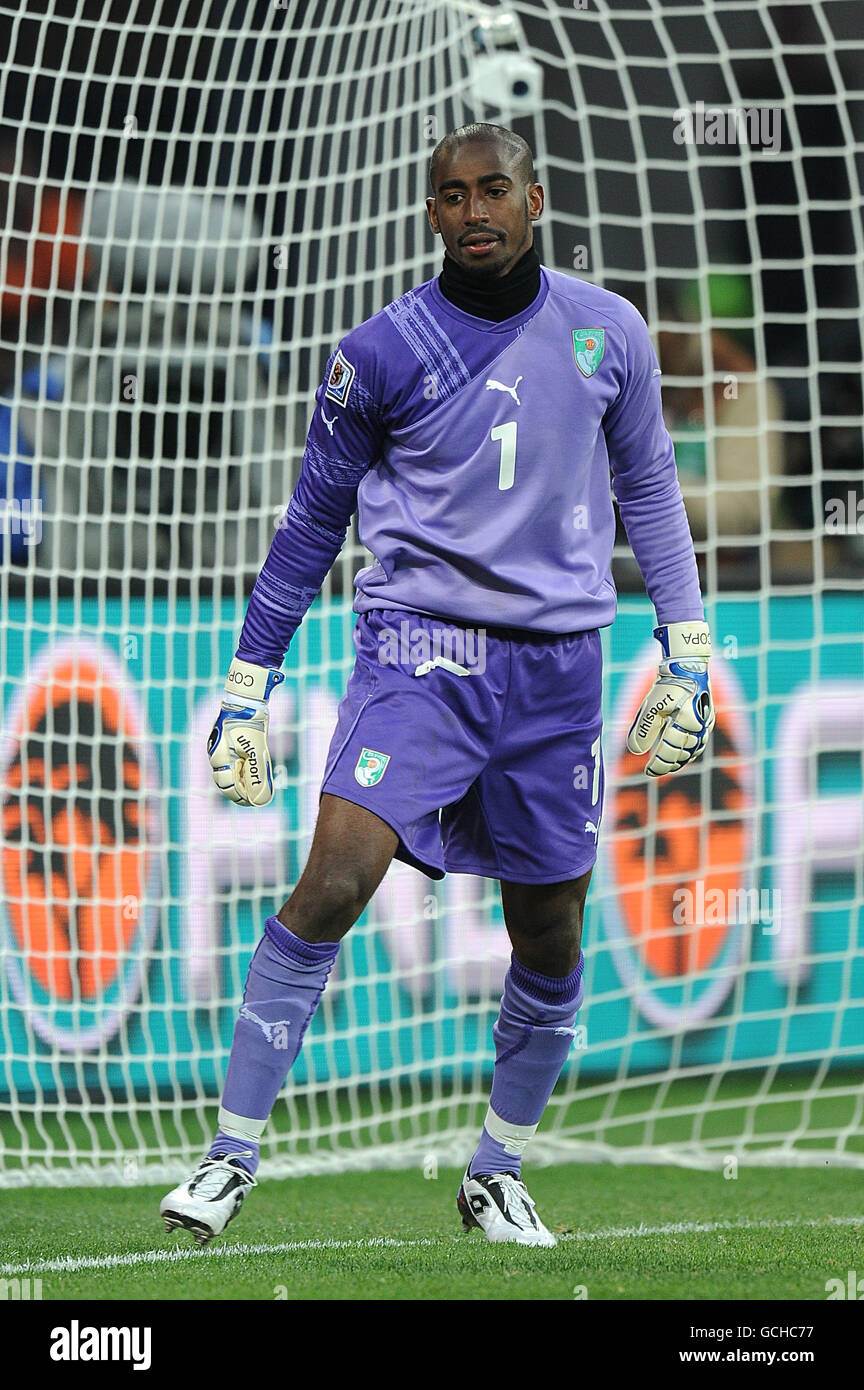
[320,608,604,883]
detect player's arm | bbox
[603,302,714,777]
[208,343,384,805]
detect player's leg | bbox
[500,873,588,975]
[160,795,396,1244]
[447,625,602,1242]
[482,872,589,1175]
[458,874,589,1246]
[212,792,397,1158]
[277,792,399,942]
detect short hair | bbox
[428,123,535,192]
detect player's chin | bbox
[457,241,507,273]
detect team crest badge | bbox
[325,349,355,406]
[354,747,390,787]
[572,328,606,378]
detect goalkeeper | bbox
[161,123,714,1247]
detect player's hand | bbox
[626,620,714,777]
[207,657,285,806]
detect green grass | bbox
[1,1164,862,1301]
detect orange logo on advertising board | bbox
[604,651,754,1025]
[1,639,159,1049]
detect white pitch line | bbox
[568,1214,864,1242]
[1,1214,862,1278]
[0,1236,438,1277]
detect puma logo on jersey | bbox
[652,368,662,377]
[239,1005,292,1043]
[485,374,522,405]
[320,409,337,435]
[414,656,472,678]
[584,820,599,838]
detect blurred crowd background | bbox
[1,0,862,602]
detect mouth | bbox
[461,235,501,256]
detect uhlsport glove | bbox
[626,620,714,777]
[207,657,285,806]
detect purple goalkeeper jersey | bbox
[237,268,703,666]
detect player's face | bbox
[426,141,544,277]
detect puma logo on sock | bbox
[239,1005,292,1043]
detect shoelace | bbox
[488,1173,536,1228]
[190,1153,258,1200]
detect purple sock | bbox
[469,951,584,1179]
[209,915,339,1175]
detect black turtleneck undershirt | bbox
[438,244,541,322]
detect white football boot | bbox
[160,1152,257,1246]
[457,1170,557,1247]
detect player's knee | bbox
[317,869,370,929]
[508,915,582,977]
[279,864,371,940]
[503,883,587,976]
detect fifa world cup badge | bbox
[354,747,391,787]
[325,349,356,406]
[572,328,606,378]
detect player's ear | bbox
[528,182,544,222]
[426,196,440,235]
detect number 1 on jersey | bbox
[491,421,517,491]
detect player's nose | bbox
[462,196,491,224]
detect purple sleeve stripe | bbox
[247,567,320,616]
[305,438,371,487]
[287,495,345,548]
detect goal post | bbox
[1,0,862,1186]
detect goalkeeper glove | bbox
[207,657,285,806]
[626,620,714,777]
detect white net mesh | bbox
[1,0,862,1185]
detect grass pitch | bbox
[1,1164,861,1301]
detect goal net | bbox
[1,0,862,1186]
